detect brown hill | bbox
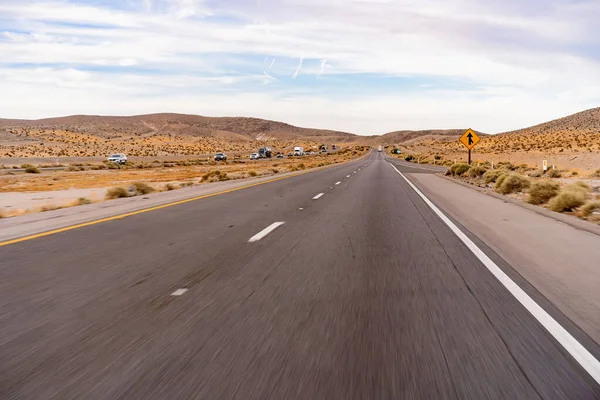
[500,107,600,136]
[0,113,361,158]
[0,113,359,143]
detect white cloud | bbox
[0,0,598,134]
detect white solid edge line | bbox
[335,181,341,185]
[248,221,285,243]
[171,288,189,296]
[389,163,600,384]
[313,193,325,200]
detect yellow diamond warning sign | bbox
[459,128,480,150]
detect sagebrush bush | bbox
[248,170,258,177]
[165,183,176,191]
[483,169,508,184]
[592,169,600,178]
[527,170,543,178]
[549,190,587,212]
[496,173,530,194]
[581,201,600,216]
[130,182,155,195]
[21,163,35,169]
[450,163,471,176]
[76,197,92,205]
[106,187,128,199]
[494,173,509,189]
[547,169,562,178]
[202,170,229,181]
[566,181,591,192]
[25,166,40,174]
[465,165,487,178]
[527,181,560,204]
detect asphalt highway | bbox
[1,151,599,399]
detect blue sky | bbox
[0,0,599,134]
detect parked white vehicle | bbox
[107,154,127,164]
[250,153,259,160]
[293,146,304,156]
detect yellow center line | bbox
[0,158,359,247]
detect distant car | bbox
[214,153,227,161]
[276,153,284,158]
[107,154,127,164]
[250,153,259,160]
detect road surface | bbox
[1,151,599,399]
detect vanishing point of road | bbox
[1,151,599,399]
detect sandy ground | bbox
[1,188,108,213]
[410,146,600,173]
[0,150,365,216]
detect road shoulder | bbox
[406,172,600,345]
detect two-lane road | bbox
[1,152,599,399]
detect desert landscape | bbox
[2,108,600,220]
[400,108,600,173]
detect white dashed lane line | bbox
[335,181,341,185]
[248,222,285,243]
[171,288,189,296]
[346,175,351,178]
[313,193,325,200]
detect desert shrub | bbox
[566,181,591,193]
[76,197,92,205]
[549,190,587,212]
[483,169,508,184]
[494,173,509,188]
[202,170,229,182]
[271,168,279,174]
[465,165,487,178]
[572,171,579,176]
[180,182,194,187]
[41,205,62,212]
[106,187,129,199]
[165,183,176,191]
[21,163,35,169]
[130,182,155,195]
[581,201,600,216]
[297,163,306,170]
[450,163,471,176]
[496,173,530,194]
[248,170,258,177]
[526,170,543,178]
[434,155,442,160]
[547,169,562,178]
[527,181,560,205]
[404,155,414,162]
[592,169,600,178]
[25,166,40,174]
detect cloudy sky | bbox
[1,0,599,134]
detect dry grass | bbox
[106,187,128,199]
[465,165,487,178]
[75,197,92,206]
[549,190,587,212]
[495,173,530,194]
[0,147,366,194]
[581,201,600,216]
[449,163,471,176]
[527,181,560,205]
[130,182,155,195]
[546,169,562,178]
[483,169,508,184]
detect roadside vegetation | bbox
[1,146,367,218]
[397,152,600,224]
